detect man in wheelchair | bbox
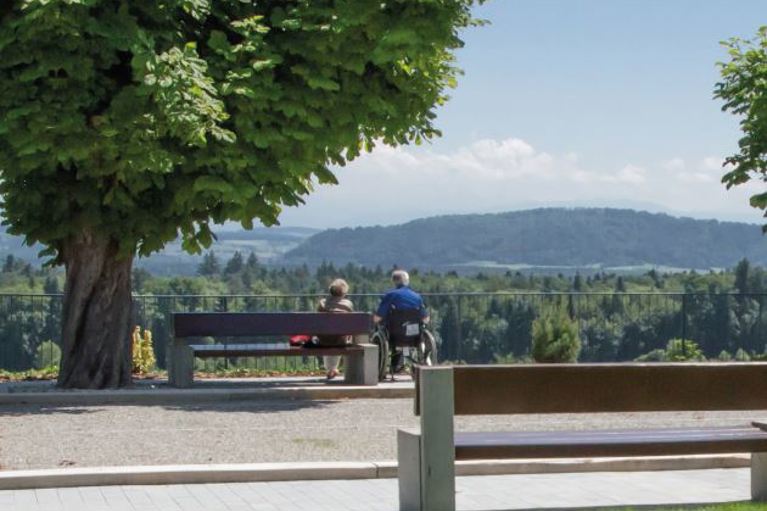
[372,270,436,379]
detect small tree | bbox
[635,339,705,362]
[33,340,61,370]
[531,311,581,363]
[197,251,221,277]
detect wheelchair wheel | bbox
[418,329,438,366]
[370,328,389,381]
[409,330,437,381]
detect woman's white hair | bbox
[329,278,349,297]
[391,269,410,286]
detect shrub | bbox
[635,348,667,362]
[33,340,60,370]
[131,326,156,374]
[717,350,733,362]
[531,311,581,363]
[635,339,705,362]
[664,338,705,362]
[735,348,751,362]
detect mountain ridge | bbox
[282,208,767,270]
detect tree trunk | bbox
[57,230,133,389]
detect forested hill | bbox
[282,208,767,270]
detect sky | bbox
[278,0,767,229]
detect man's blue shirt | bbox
[376,285,428,319]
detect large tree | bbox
[716,26,767,230]
[0,0,480,388]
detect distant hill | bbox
[282,208,767,271]
[0,226,319,275]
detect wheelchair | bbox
[370,308,438,381]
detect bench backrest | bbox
[173,312,372,338]
[416,363,767,416]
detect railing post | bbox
[681,293,688,357]
[456,295,462,362]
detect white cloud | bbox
[612,164,647,184]
[277,137,763,228]
[702,156,725,172]
[663,158,686,172]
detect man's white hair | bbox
[391,269,410,286]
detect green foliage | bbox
[635,339,705,362]
[735,347,751,361]
[131,326,156,374]
[531,310,581,363]
[715,27,767,230]
[664,338,705,362]
[33,340,60,369]
[0,1,480,261]
[717,350,733,361]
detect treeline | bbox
[0,252,766,371]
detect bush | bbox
[33,340,60,370]
[664,338,705,362]
[635,339,705,362]
[531,311,581,363]
[717,350,733,362]
[131,326,156,374]
[735,348,751,362]
[635,348,667,362]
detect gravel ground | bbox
[2,399,767,470]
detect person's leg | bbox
[324,355,340,379]
[391,349,404,373]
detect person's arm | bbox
[374,293,391,323]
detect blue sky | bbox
[280,0,767,228]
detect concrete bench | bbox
[398,363,767,511]
[168,312,377,387]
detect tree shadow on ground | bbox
[0,398,332,416]
[159,398,333,414]
[0,405,101,417]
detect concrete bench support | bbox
[343,341,378,386]
[753,452,767,501]
[167,340,379,388]
[398,366,455,511]
[168,340,194,388]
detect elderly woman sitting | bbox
[316,278,354,380]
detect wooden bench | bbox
[398,363,767,511]
[168,312,377,387]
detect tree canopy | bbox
[0,0,478,260]
[716,26,767,230]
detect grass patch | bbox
[608,504,767,510]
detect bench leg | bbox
[168,341,194,388]
[344,343,378,386]
[752,452,767,501]
[419,367,456,511]
[398,429,422,511]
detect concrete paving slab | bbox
[0,468,753,511]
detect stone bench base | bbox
[168,342,379,388]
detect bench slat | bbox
[454,426,767,459]
[174,312,372,338]
[449,363,767,415]
[188,344,362,357]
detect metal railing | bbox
[1,292,765,372]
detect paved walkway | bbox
[0,468,751,511]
